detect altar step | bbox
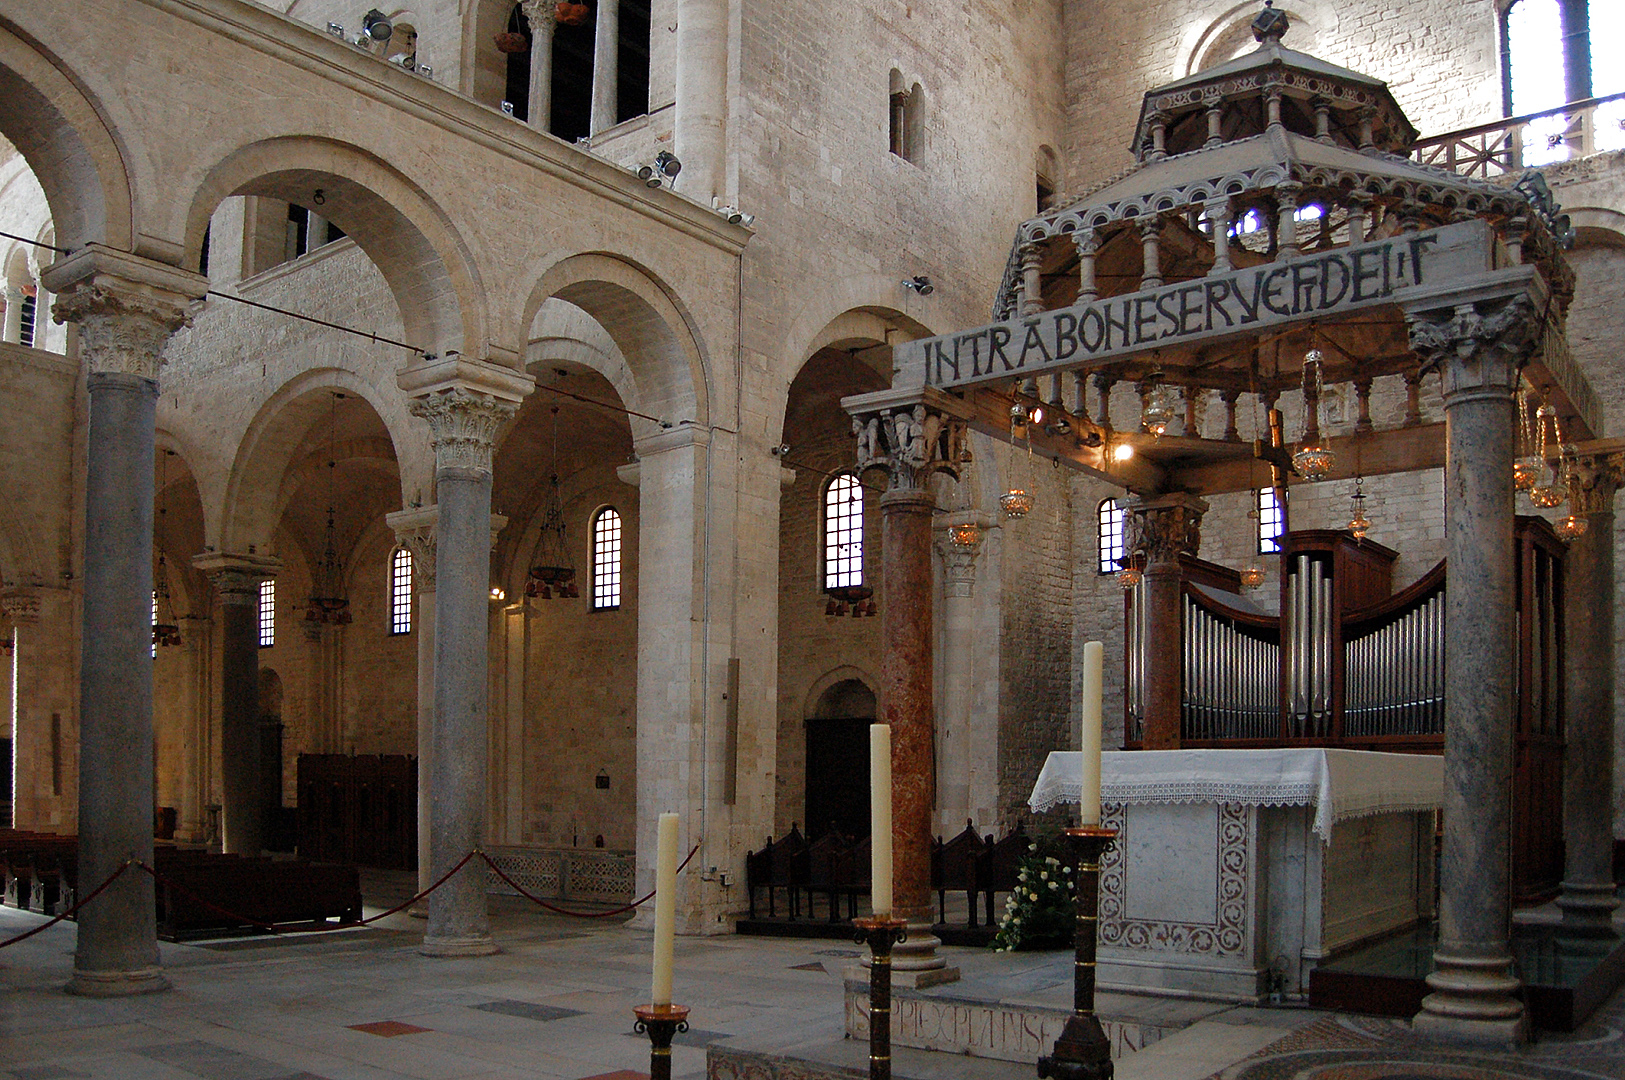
[706,1037,1038,1080]
[735,917,994,947]
[1308,922,1625,1031]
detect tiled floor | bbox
[0,879,1620,1080]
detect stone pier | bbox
[1124,493,1208,749]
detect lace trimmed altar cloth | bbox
[1028,748,1444,843]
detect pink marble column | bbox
[843,388,970,986]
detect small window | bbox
[592,508,623,610]
[390,547,413,635]
[1098,499,1126,574]
[150,591,159,659]
[258,578,275,648]
[1258,487,1286,554]
[18,294,35,349]
[824,474,864,589]
[888,73,924,163]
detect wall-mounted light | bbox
[713,203,755,226]
[490,586,506,601]
[361,8,393,41]
[902,275,934,295]
[770,443,791,457]
[500,101,515,116]
[1112,442,1135,462]
[326,22,346,37]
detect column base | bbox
[1556,880,1621,938]
[67,967,170,997]
[858,920,959,988]
[419,934,499,957]
[1415,950,1525,1046]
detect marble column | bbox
[844,388,971,987]
[388,506,439,902]
[193,554,279,855]
[45,256,200,996]
[590,0,620,135]
[935,516,989,833]
[1,286,22,344]
[520,0,556,132]
[1124,493,1207,749]
[1407,294,1540,1045]
[1558,451,1624,937]
[401,359,529,956]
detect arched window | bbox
[888,71,924,163]
[1258,487,1286,554]
[592,507,623,610]
[1098,499,1125,574]
[1504,0,1622,114]
[824,474,864,589]
[390,547,413,635]
[258,578,276,648]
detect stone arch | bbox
[1568,207,1625,249]
[800,670,878,840]
[183,136,484,356]
[520,252,711,436]
[1184,2,1335,76]
[801,665,878,722]
[0,19,133,251]
[220,368,412,553]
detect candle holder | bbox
[632,1003,690,1080]
[854,916,908,1080]
[1037,826,1118,1080]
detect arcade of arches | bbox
[0,0,1622,1052]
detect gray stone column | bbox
[1558,452,1624,937]
[1,286,22,344]
[520,0,556,133]
[193,554,279,855]
[388,506,438,902]
[45,251,202,996]
[1407,294,1540,1045]
[934,516,988,833]
[401,359,530,956]
[590,0,620,135]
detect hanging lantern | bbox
[1291,444,1334,481]
[152,554,183,647]
[306,394,353,626]
[1140,372,1176,437]
[949,521,982,548]
[555,0,591,25]
[1555,513,1588,540]
[493,31,529,52]
[1000,488,1034,518]
[527,407,581,599]
[1346,477,1371,541]
[1529,460,1567,509]
[1513,456,1542,491]
[1239,563,1266,590]
[1293,350,1336,480]
[1117,565,1143,589]
[825,584,875,617]
[1512,386,1541,490]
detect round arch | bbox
[1184,2,1336,76]
[800,665,878,722]
[1568,207,1625,248]
[219,367,413,553]
[183,136,484,356]
[0,20,133,252]
[519,252,711,436]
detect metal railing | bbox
[1413,91,1625,179]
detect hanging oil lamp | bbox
[1291,349,1336,481]
[306,393,353,625]
[1555,512,1588,540]
[1140,370,1176,437]
[526,407,580,599]
[1512,387,1542,491]
[1526,403,1567,509]
[152,450,184,646]
[1346,477,1371,540]
[1000,406,1036,518]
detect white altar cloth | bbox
[1028,748,1444,842]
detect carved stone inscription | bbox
[906,219,1494,389]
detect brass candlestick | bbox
[854,915,908,1080]
[633,1003,690,1080]
[1038,825,1118,1080]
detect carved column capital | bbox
[52,284,192,379]
[386,506,439,593]
[1125,492,1208,570]
[843,387,971,494]
[935,512,992,598]
[1566,451,1625,515]
[194,552,280,606]
[409,389,519,475]
[1,587,41,626]
[1405,294,1539,403]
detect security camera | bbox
[903,275,934,295]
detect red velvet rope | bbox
[0,859,132,949]
[478,843,700,919]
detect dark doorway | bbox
[804,679,875,841]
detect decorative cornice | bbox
[1405,294,1539,400]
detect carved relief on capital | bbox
[52,284,192,380]
[935,516,989,597]
[1,588,41,626]
[851,403,965,493]
[1405,295,1539,400]
[1125,498,1206,569]
[409,388,520,475]
[1566,452,1625,515]
[393,527,438,594]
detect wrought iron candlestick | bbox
[632,1003,689,1080]
[1038,825,1118,1080]
[854,916,908,1080]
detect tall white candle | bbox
[1079,641,1104,826]
[651,811,679,1006]
[870,723,893,917]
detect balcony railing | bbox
[1413,90,1625,179]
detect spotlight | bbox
[654,150,681,178]
[637,165,663,188]
[490,586,506,601]
[1046,417,1072,436]
[326,22,346,37]
[1113,443,1135,462]
[361,8,393,41]
[771,443,791,457]
[1028,405,1045,426]
[500,100,515,116]
[902,275,934,295]
[417,64,433,79]
[713,203,754,226]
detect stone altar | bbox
[1030,748,1444,1001]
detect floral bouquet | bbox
[990,833,1076,951]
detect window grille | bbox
[593,508,622,610]
[1098,499,1126,574]
[390,547,413,634]
[824,474,864,589]
[258,578,275,647]
[1258,487,1286,554]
